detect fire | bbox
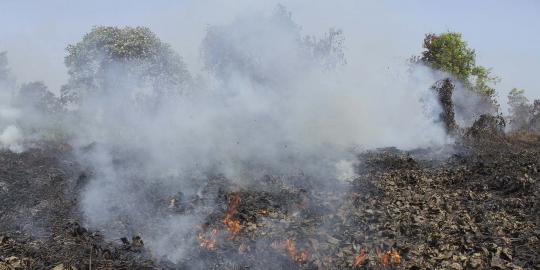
[390,249,401,266]
[223,194,241,240]
[259,209,269,216]
[196,228,217,251]
[375,248,401,268]
[351,247,400,268]
[353,248,366,267]
[376,248,389,267]
[284,239,308,263]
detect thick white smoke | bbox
[65,8,450,262]
[0,5,453,264]
[0,76,24,153]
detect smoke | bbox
[1,5,453,264]
[452,80,499,127]
[0,66,23,153]
[65,8,451,262]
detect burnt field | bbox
[1,134,539,270]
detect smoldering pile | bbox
[1,132,539,269]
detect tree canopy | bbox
[507,88,530,130]
[62,26,190,104]
[201,5,345,85]
[420,32,498,98]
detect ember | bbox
[196,228,217,251]
[284,239,308,263]
[353,248,366,267]
[223,194,241,240]
[390,249,400,266]
[376,248,390,268]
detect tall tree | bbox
[201,5,345,85]
[420,32,499,98]
[62,26,190,104]
[529,100,540,132]
[507,88,530,130]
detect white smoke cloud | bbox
[0,125,23,153]
[0,76,23,153]
[0,4,454,264]
[65,8,451,262]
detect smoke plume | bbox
[0,5,453,264]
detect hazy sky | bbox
[1,0,539,112]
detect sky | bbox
[0,0,539,112]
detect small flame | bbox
[351,247,400,268]
[376,248,390,267]
[259,209,269,216]
[390,249,401,266]
[197,228,217,251]
[223,194,241,240]
[353,248,366,267]
[284,239,308,263]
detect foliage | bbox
[62,26,190,104]
[530,100,540,132]
[507,88,530,131]
[508,88,529,108]
[16,82,62,114]
[420,32,499,99]
[421,32,476,80]
[201,5,345,84]
[471,66,498,98]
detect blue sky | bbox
[1,0,539,111]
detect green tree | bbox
[421,32,476,80]
[507,88,530,130]
[420,32,498,98]
[62,26,190,104]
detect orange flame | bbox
[284,239,308,263]
[353,248,366,267]
[390,249,401,266]
[196,228,217,251]
[376,248,390,267]
[223,194,241,240]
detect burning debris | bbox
[1,133,540,269]
[353,248,366,267]
[196,228,217,251]
[223,194,242,240]
[284,239,309,264]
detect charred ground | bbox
[1,133,539,270]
